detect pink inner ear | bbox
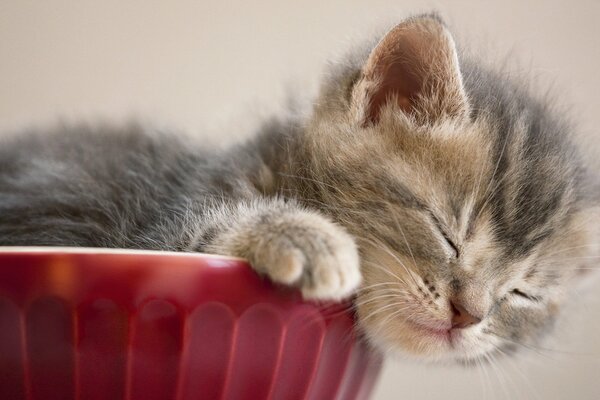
[358,17,469,126]
[365,50,423,124]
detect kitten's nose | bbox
[450,300,482,329]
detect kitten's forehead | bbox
[378,117,495,202]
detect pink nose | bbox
[450,300,482,329]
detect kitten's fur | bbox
[1,15,597,362]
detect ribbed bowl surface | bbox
[0,248,382,400]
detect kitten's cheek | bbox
[361,321,452,359]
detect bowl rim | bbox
[0,246,246,261]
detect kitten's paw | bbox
[257,226,361,300]
[212,209,361,300]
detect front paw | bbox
[211,209,361,300]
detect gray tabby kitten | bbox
[1,15,598,363]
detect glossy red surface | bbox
[0,249,382,400]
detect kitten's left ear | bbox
[566,207,600,289]
[352,15,470,126]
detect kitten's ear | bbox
[566,208,600,290]
[353,15,470,126]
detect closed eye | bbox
[427,211,459,258]
[442,234,459,258]
[510,288,540,302]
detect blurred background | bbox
[1,1,599,398]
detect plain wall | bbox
[1,1,599,399]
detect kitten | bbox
[0,14,598,363]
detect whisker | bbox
[536,243,600,260]
[482,351,510,400]
[361,236,421,288]
[495,348,541,400]
[353,292,408,308]
[358,281,406,292]
[475,129,511,221]
[361,302,412,323]
[475,172,511,222]
[373,306,412,334]
[356,286,409,297]
[386,202,419,270]
[362,259,411,287]
[537,255,600,264]
[487,331,594,358]
[474,356,490,400]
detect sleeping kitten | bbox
[0,14,598,363]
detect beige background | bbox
[1,1,599,399]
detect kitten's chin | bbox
[359,318,496,364]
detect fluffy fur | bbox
[0,14,597,363]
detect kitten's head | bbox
[301,15,598,363]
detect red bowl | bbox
[0,248,382,400]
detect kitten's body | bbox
[1,15,597,362]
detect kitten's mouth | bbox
[406,319,494,363]
[409,321,453,344]
[358,308,490,362]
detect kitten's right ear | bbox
[352,15,470,126]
